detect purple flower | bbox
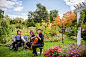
[78,50,79,52]
[71,54,73,55]
[83,47,85,48]
[79,25,81,27]
[80,45,81,47]
[82,53,83,54]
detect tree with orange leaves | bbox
[52,12,77,28]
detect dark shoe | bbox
[14,48,17,51]
[24,47,27,49]
[32,52,34,54]
[32,54,38,57]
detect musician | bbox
[10,30,25,51]
[32,29,44,57]
[25,30,35,49]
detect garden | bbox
[0,2,86,57]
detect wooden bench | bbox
[38,47,44,56]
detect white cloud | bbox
[15,1,22,5]
[64,0,86,10]
[13,7,23,11]
[0,8,12,13]
[11,0,18,2]
[0,0,15,8]
[21,13,27,16]
[8,13,28,20]
[0,0,23,12]
[0,8,7,11]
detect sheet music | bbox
[12,36,16,41]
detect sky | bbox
[0,0,86,20]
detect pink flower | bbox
[82,29,85,31]
[49,55,52,57]
[52,55,55,57]
[57,56,60,57]
[80,20,81,22]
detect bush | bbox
[15,23,23,29]
[66,26,77,37]
[26,20,35,27]
[44,44,86,57]
[0,19,16,43]
[0,19,13,36]
[81,24,86,40]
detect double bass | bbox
[30,36,38,50]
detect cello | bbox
[30,29,43,50]
[30,36,38,50]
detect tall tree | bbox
[49,10,58,22]
[0,9,4,18]
[28,3,48,23]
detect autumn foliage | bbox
[52,12,77,28]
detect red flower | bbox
[67,55,70,57]
[47,38,49,39]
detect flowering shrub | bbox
[60,44,86,57]
[44,44,86,57]
[44,34,65,42]
[81,24,86,40]
[44,46,61,57]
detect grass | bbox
[0,35,77,57]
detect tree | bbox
[28,3,49,23]
[0,9,4,18]
[52,12,77,28]
[49,10,58,22]
[52,16,61,27]
[4,15,9,19]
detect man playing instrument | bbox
[32,29,44,57]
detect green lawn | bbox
[0,36,77,57]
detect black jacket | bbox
[37,33,44,46]
[30,34,35,42]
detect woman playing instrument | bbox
[32,29,44,57]
[10,30,25,51]
[25,30,35,49]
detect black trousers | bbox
[32,44,43,54]
[26,42,31,47]
[12,40,24,50]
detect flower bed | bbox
[44,44,86,57]
[44,34,65,42]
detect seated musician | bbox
[10,30,26,51]
[25,30,35,49]
[32,29,44,57]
